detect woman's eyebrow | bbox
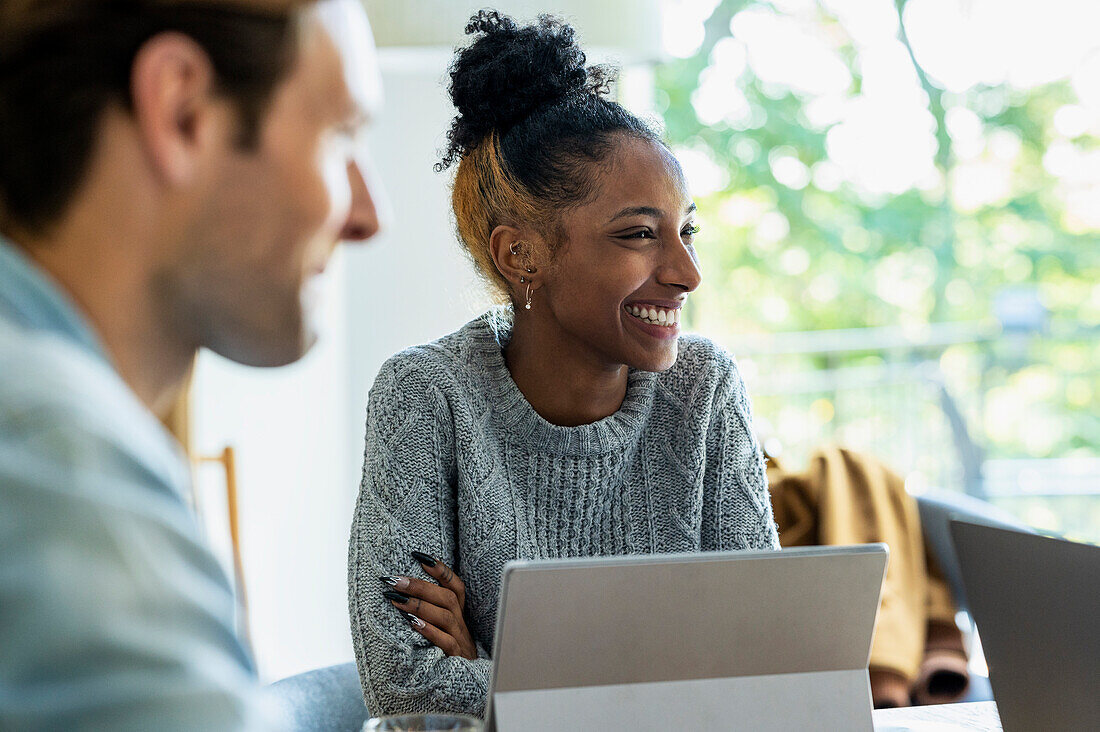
[606,206,664,223]
[606,202,697,224]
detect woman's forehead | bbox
[585,137,692,217]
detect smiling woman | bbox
[347,9,779,719]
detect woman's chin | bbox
[618,312,680,371]
[626,343,679,373]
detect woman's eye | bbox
[682,225,701,239]
[619,229,656,240]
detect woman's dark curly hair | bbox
[441,10,661,302]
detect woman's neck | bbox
[503,310,629,427]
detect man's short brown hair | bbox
[0,1,315,235]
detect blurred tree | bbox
[656,0,1099,472]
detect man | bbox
[0,0,382,728]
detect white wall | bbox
[344,51,492,482]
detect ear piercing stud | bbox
[511,243,535,309]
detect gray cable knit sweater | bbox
[348,311,779,718]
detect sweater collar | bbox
[468,309,657,456]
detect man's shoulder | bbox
[0,326,271,732]
[1,318,129,426]
[0,320,187,491]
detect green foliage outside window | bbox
[655,0,1100,538]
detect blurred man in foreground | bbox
[0,0,382,727]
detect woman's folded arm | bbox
[348,358,491,717]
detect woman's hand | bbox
[381,552,478,660]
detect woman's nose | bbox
[658,238,703,292]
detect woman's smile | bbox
[623,301,683,340]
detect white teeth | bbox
[626,305,681,327]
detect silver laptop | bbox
[484,544,889,732]
[950,520,1100,731]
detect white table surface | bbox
[873,701,1002,731]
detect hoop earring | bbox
[517,276,534,310]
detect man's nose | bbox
[340,160,381,242]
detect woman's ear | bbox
[489,224,541,296]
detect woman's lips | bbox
[623,304,680,339]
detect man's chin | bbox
[207,327,315,369]
[296,327,321,361]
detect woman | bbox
[348,11,778,717]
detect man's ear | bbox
[130,32,227,186]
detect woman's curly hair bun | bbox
[438,10,613,170]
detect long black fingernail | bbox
[411,551,437,567]
[383,590,410,604]
[379,575,400,586]
[404,612,425,628]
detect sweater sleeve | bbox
[700,354,781,552]
[348,358,491,717]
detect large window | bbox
[657,0,1099,540]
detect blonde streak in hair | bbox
[452,148,506,301]
[452,131,547,303]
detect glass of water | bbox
[362,714,483,732]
